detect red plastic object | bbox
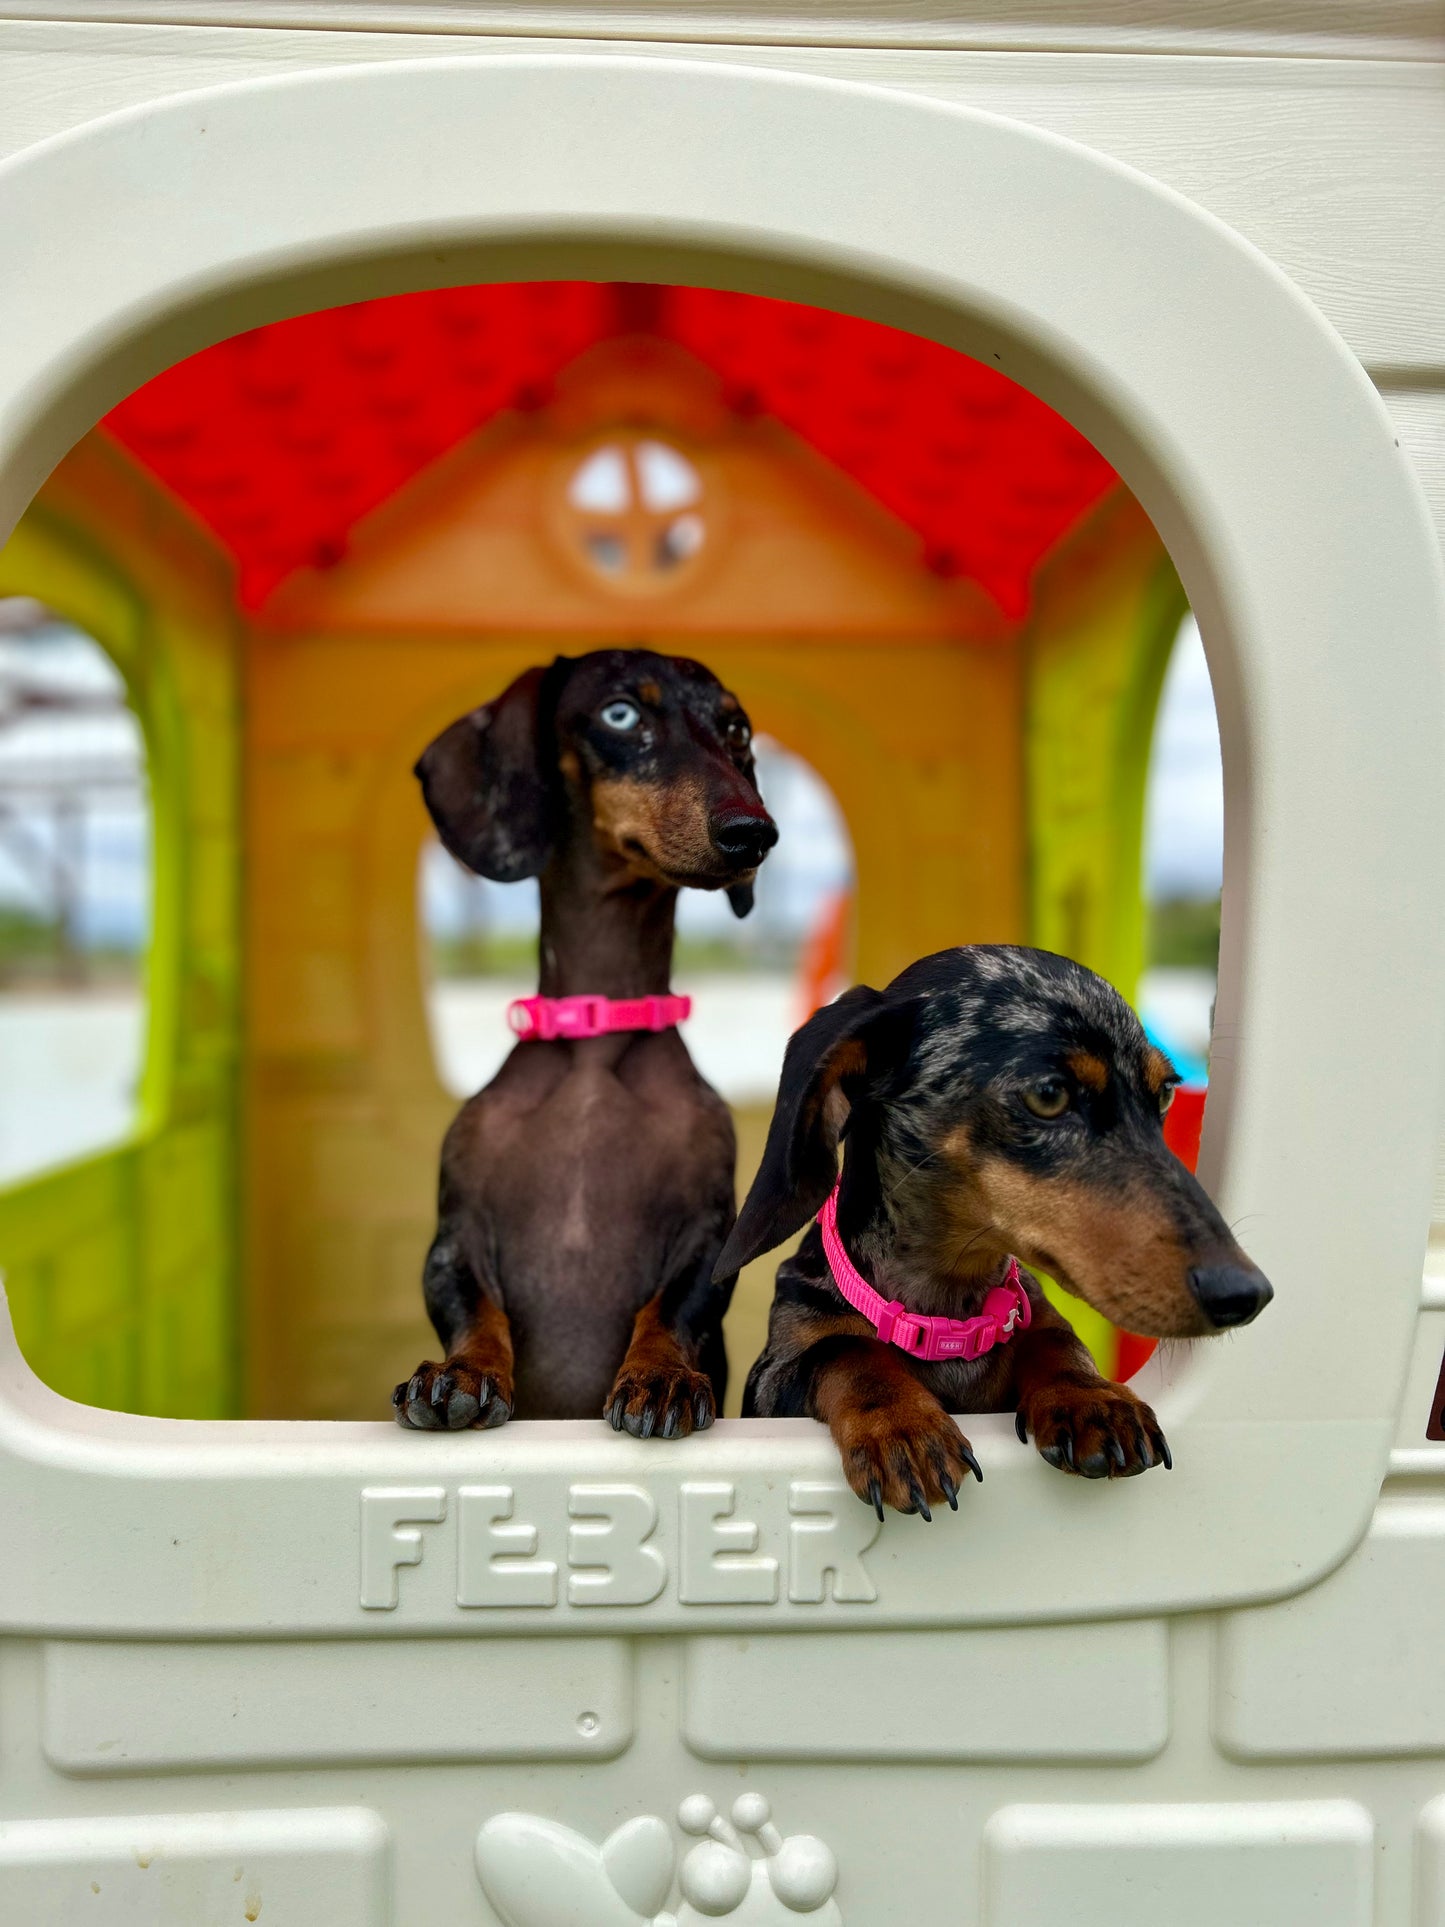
[102,282,1116,614]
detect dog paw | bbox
[604,1362,715,1439]
[392,1360,511,1431]
[1016,1378,1170,1478]
[835,1400,982,1521]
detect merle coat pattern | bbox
[720,946,1272,1517]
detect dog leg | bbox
[1009,1299,1170,1478]
[393,1231,514,1430]
[786,1332,982,1520]
[604,1247,730,1439]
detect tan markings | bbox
[638,680,662,705]
[590,772,716,881]
[1066,1050,1109,1093]
[607,1291,715,1433]
[719,692,740,713]
[617,1293,691,1376]
[808,1342,977,1511]
[559,747,582,785]
[810,1035,867,1147]
[939,1124,1204,1336]
[1143,1046,1176,1095]
[448,1295,515,1405]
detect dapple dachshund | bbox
[719,945,1271,1517]
[394,648,776,1433]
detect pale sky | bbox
[1143,614,1224,901]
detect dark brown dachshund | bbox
[394,649,776,1433]
[719,946,1271,1517]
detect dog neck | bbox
[537,834,678,1000]
[836,1137,1016,1314]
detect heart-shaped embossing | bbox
[601,1815,676,1918]
[477,1812,667,1927]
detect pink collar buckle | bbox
[819,1180,1031,1363]
[507,991,692,1042]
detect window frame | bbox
[0,54,1440,1629]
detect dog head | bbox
[717,945,1271,1339]
[415,649,776,912]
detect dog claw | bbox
[1160,1437,1173,1470]
[905,1475,932,1522]
[1108,1436,1127,1471]
[867,1478,885,1522]
[1014,1409,1028,1444]
[960,1444,983,1484]
[693,1392,714,1431]
[940,1474,959,1511]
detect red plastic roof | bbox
[103,282,1117,618]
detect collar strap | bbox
[818,1179,1031,1363]
[507,992,692,1042]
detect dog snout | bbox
[1187,1264,1273,1330]
[710,809,778,867]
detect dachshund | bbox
[394,648,776,1433]
[717,945,1272,1517]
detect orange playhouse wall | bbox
[242,343,1034,1418]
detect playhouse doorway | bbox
[0,281,1193,1419]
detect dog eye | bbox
[1022,1076,1071,1120]
[600,699,641,732]
[1159,1080,1180,1116]
[728,717,752,749]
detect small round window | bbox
[559,434,709,592]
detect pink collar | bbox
[507,992,691,1042]
[819,1179,1031,1363]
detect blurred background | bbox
[0,282,1220,1418]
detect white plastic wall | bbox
[2,15,1445,1924]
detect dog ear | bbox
[714,984,900,1278]
[415,663,560,882]
[727,882,755,919]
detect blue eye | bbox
[601,699,641,732]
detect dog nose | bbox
[711,810,778,866]
[1187,1264,1273,1329]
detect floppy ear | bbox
[415,663,559,882]
[714,983,899,1278]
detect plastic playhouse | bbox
[1,274,1186,1418]
[1,9,1444,1926]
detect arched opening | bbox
[0,276,1192,1420]
[0,597,151,1185]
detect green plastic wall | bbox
[0,469,242,1417]
[1023,494,1189,1363]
